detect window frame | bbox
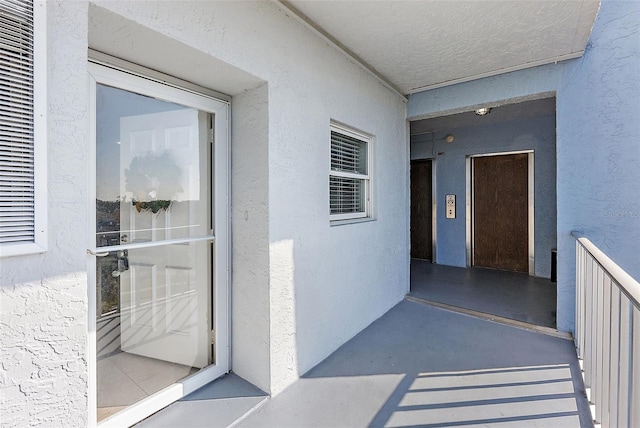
[0,0,47,258]
[329,122,373,224]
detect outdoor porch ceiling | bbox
[281,0,600,95]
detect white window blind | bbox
[329,125,370,221]
[0,0,35,244]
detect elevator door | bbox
[473,154,528,272]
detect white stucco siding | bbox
[262,25,409,392]
[89,0,409,395]
[2,0,408,424]
[1,274,88,427]
[231,84,271,393]
[267,83,409,391]
[1,1,90,426]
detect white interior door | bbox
[119,109,210,368]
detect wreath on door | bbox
[125,151,183,213]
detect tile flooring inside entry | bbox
[97,352,197,421]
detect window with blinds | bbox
[0,0,42,253]
[329,124,371,222]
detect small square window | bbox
[329,124,371,222]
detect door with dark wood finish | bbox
[473,154,528,273]
[411,160,432,260]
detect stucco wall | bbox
[555,0,640,331]
[0,1,90,426]
[1,1,408,424]
[408,0,640,333]
[231,84,271,393]
[411,115,557,278]
[89,0,409,394]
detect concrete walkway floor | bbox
[410,260,558,328]
[141,299,591,427]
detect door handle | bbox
[87,249,109,257]
[112,250,129,277]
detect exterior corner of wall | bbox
[555,233,576,333]
[230,83,271,393]
[267,238,299,397]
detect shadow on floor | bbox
[237,300,591,427]
[140,265,583,428]
[136,374,267,428]
[410,260,557,328]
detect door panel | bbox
[120,109,209,243]
[411,160,433,261]
[119,109,210,368]
[473,154,528,272]
[120,243,209,368]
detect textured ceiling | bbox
[284,0,600,95]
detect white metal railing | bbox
[573,232,640,427]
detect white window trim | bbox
[329,122,373,224]
[0,0,48,258]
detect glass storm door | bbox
[89,62,229,426]
[118,108,210,368]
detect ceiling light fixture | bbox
[475,107,491,116]
[444,134,455,143]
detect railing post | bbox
[601,276,612,427]
[608,286,621,428]
[576,243,584,359]
[584,249,594,391]
[631,308,640,427]
[618,299,632,428]
[594,265,604,424]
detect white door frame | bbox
[86,59,231,428]
[465,150,535,275]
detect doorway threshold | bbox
[410,260,558,328]
[135,373,268,428]
[406,295,571,340]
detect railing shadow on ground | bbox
[369,365,582,427]
[293,299,593,428]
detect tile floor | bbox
[97,352,197,421]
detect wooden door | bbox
[473,154,528,273]
[411,160,432,260]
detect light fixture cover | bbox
[475,107,491,116]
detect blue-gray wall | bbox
[411,115,557,278]
[408,0,640,333]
